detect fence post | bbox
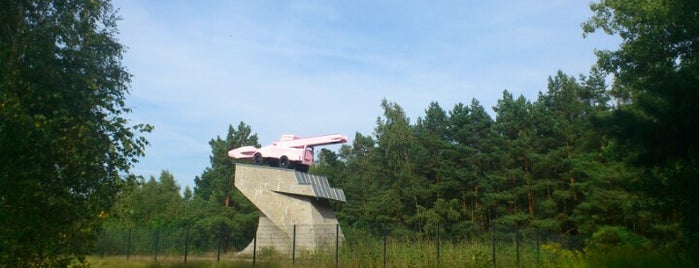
[101,229,106,259]
[383,224,387,268]
[184,226,190,264]
[126,228,132,260]
[436,222,440,268]
[515,226,520,267]
[491,224,496,268]
[335,224,339,268]
[153,228,159,262]
[253,231,257,267]
[216,226,222,262]
[534,229,541,264]
[292,224,297,264]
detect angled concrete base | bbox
[235,164,345,255]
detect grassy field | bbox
[86,256,255,268]
[86,239,694,268]
[87,238,561,268]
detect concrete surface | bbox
[234,164,345,255]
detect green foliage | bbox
[587,226,649,249]
[85,1,698,264]
[109,171,184,228]
[320,78,619,244]
[190,122,259,251]
[0,0,150,266]
[542,242,694,268]
[90,228,695,267]
[194,122,258,206]
[319,65,692,259]
[585,0,699,262]
[102,122,260,255]
[87,256,260,268]
[184,196,258,252]
[579,246,693,268]
[104,78,691,264]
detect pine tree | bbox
[492,91,537,228]
[189,122,260,251]
[194,122,258,207]
[373,99,427,232]
[334,132,384,233]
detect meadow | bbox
[87,237,693,268]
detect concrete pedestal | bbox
[234,164,345,254]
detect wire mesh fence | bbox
[93,223,583,267]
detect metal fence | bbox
[93,223,582,267]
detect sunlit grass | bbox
[86,255,268,268]
[86,240,694,268]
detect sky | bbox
[113,0,620,190]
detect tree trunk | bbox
[525,154,534,219]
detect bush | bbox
[588,226,649,249]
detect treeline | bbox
[107,70,666,252]
[104,124,261,251]
[103,0,699,261]
[314,70,666,244]
[3,0,696,266]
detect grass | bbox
[86,255,271,268]
[86,239,694,268]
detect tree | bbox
[0,0,149,266]
[584,0,699,256]
[194,122,258,207]
[373,99,428,233]
[109,171,184,228]
[333,133,381,231]
[492,91,537,228]
[311,148,344,186]
[191,122,259,251]
[413,102,455,234]
[414,102,449,199]
[443,100,497,230]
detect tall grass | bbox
[87,239,694,267]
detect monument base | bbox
[234,164,345,255]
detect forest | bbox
[102,0,699,264]
[105,66,696,262]
[2,0,697,266]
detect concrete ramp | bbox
[234,164,345,254]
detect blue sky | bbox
[114,1,619,190]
